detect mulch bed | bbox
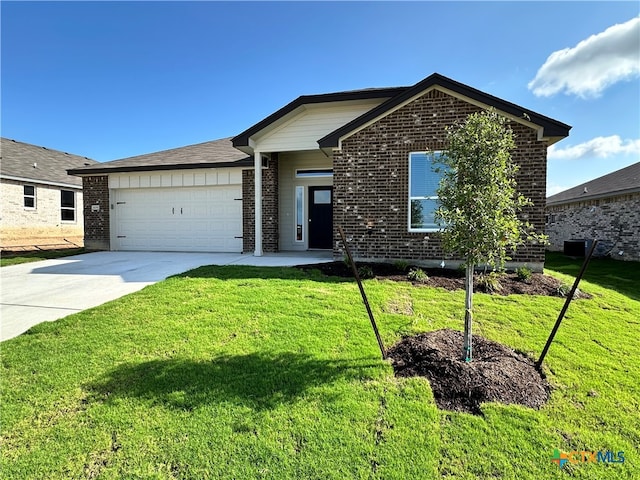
[387,329,550,414]
[298,261,591,298]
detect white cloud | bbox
[529,16,640,98]
[548,135,640,160]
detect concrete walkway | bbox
[0,251,332,342]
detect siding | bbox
[254,101,384,152]
[108,168,242,189]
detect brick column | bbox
[242,155,279,253]
[82,176,110,250]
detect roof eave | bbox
[0,174,83,189]
[68,158,253,176]
[318,73,571,149]
[547,186,640,206]
[232,87,408,149]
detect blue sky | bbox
[2,1,639,196]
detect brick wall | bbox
[332,88,548,269]
[242,156,279,253]
[546,193,640,262]
[0,179,85,247]
[82,176,110,250]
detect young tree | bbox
[433,109,545,362]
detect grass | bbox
[1,254,638,479]
[0,248,85,267]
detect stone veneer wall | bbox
[82,175,110,250]
[546,192,640,262]
[332,88,548,268]
[242,156,279,253]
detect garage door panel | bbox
[113,185,242,252]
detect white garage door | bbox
[112,186,242,252]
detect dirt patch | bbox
[387,329,550,414]
[298,261,591,299]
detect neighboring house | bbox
[546,162,640,262]
[69,73,571,270]
[0,138,98,248]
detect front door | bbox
[308,186,333,249]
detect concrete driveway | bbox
[1,251,331,342]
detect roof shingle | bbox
[546,162,640,206]
[68,137,251,175]
[1,138,97,187]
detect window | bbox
[295,186,304,242]
[408,151,444,231]
[61,190,76,221]
[296,169,333,178]
[24,185,36,208]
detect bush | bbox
[477,271,503,293]
[557,281,580,298]
[407,268,429,283]
[393,260,410,272]
[516,265,532,282]
[357,265,374,279]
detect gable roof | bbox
[231,73,571,153]
[318,73,571,149]
[547,162,640,206]
[68,137,252,175]
[0,138,97,188]
[232,87,408,150]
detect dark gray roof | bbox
[0,138,97,188]
[319,73,571,148]
[69,137,251,175]
[547,161,640,206]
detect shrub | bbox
[357,265,374,279]
[516,265,532,282]
[407,268,429,283]
[557,282,580,298]
[476,271,503,293]
[393,260,410,272]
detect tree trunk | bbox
[464,263,474,362]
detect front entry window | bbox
[313,189,331,204]
[295,186,304,242]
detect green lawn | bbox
[0,248,85,267]
[1,254,638,479]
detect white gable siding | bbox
[108,168,243,189]
[254,100,384,152]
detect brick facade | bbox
[242,156,279,253]
[82,175,110,250]
[546,193,640,262]
[0,179,85,248]
[332,89,548,269]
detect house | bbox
[69,73,571,270]
[0,138,98,249]
[546,162,640,262]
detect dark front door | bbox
[308,186,333,249]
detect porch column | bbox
[254,150,263,256]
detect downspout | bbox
[254,150,263,256]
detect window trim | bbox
[60,189,76,223]
[407,151,443,233]
[24,184,37,209]
[295,168,333,178]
